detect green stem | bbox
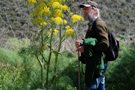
[35,54,44,88]
[41,27,45,89]
[46,25,54,89]
[53,25,62,88]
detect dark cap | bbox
[79,0,98,8]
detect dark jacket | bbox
[84,18,109,87]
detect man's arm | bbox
[94,21,109,53]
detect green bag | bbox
[79,38,97,64]
[83,38,97,57]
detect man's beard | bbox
[84,12,96,23]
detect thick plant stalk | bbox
[35,54,44,88]
[53,25,62,89]
[75,14,81,90]
[46,26,54,89]
[78,52,81,90]
[75,29,81,90]
[41,28,45,89]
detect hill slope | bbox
[0,0,135,46]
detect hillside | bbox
[0,0,135,46]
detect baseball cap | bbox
[79,0,98,8]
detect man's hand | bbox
[75,40,84,53]
[75,40,81,48]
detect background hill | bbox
[0,0,135,47]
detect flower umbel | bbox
[52,17,63,25]
[71,14,84,23]
[52,2,61,9]
[32,3,48,16]
[42,6,50,16]
[32,18,47,26]
[27,0,37,5]
[54,9,63,17]
[65,27,75,38]
[63,20,67,25]
[61,5,69,11]
[53,29,59,36]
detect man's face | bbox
[82,6,95,21]
[82,6,92,20]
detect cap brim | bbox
[79,4,91,8]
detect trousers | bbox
[86,75,105,90]
[85,64,107,90]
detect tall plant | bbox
[27,0,83,89]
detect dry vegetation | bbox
[0,0,135,48]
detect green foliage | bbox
[0,45,79,90]
[106,44,135,90]
[0,42,41,90]
[2,40,135,90]
[0,47,22,65]
[0,64,24,90]
[4,38,30,52]
[66,85,77,90]
[57,76,74,90]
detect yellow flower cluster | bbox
[46,29,59,37]
[29,0,70,24]
[32,18,47,26]
[52,17,67,25]
[61,5,69,11]
[28,0,82,40]
[27,0,36,5]
[52,2,61,9]
[63,20,67,25]
[53,29,59,35]
[54,9,63,17]
[52,17,68,25]
[52,2,69,11]
[52,17,63,25]
[65,26,75,37]
[51,0,65,2]
[32,3,50,16]
[71,14,84,23]
[42,6,50,15]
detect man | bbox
[75,0,109,90]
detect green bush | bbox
[0,47,40,90]
[106,44,135,90]
[0,48,22,65]
[0,60,25,90]
[4,38,30,52]
[3,43,135,90]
